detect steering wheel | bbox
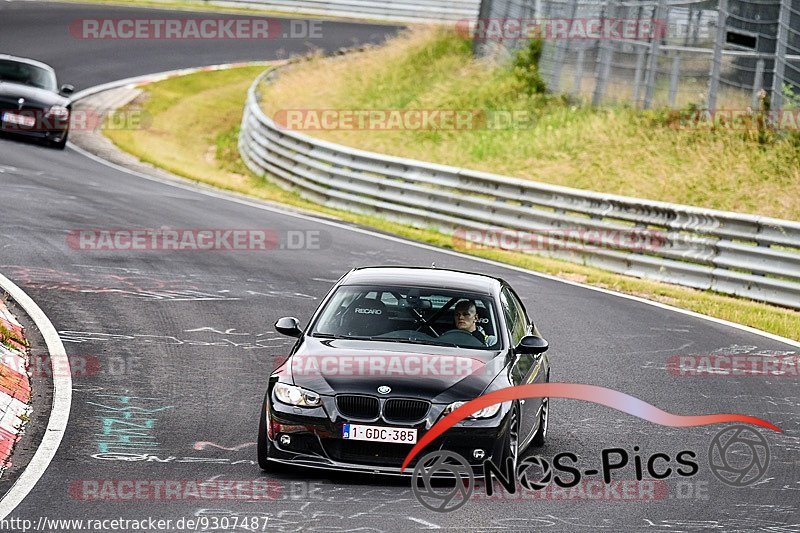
[438,329,484,347]
[410,311,439,337]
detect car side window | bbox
[508,290,530,333]
[500,288,526,347]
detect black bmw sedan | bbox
[0,55,74,149]
[259,266,551,475]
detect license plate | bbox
[2,112,36,127]
[342,424,417,444]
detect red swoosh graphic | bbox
[400,383,780,472]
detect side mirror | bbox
[59,84,75,96]
[275,317,302,338]
[516,335,549,355]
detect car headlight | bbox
[274,382,321,408]
[443,401,501,419]
[46,105,69,119]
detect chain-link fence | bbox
[472,0,800,112]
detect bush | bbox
[512,39,547,96]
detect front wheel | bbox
[257,393,274,471]
[47,130,68,150]
[531,397,548,447]
[499,404,520,472]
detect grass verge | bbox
[104,65,800,342]
[260,27,800,220]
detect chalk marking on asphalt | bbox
[407,516,442,529]
[0,273,72,519]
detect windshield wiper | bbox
[312,333,463,348]
[311,334,398,341]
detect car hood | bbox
[0,82,67,108]
[286,337,507,403]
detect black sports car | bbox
[0,55,74,149]
[259,266,551,475]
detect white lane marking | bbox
[0,273,72,519]
[407,517,442,529]
[70,142,800,350]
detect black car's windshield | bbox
[0,60,57,91]
[311,285,501,350]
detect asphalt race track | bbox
[0,3,798,531]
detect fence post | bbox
[643,0,667,109]
[751,58,765,109]
[472,0,491,56]
[549,0,579,92]
[573,46,586,96]
[770,0,791,112]
[707,0,727,111]
[692,9,701,45]
[633,47,647,105]
[592,0,615,106]
[668,52,681,107]
[684,6,694,46]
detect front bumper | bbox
[1,116,68,142]
[266,393,511,476]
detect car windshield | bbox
[0,59,57,91]
[311,285,501,350]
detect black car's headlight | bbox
[274,382,321,408]
[46,105,70,119]
[443,401,501,419]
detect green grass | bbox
[260,27,800,220]
[104,63,800,341]
[0,323,27,351]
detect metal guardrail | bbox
[211,0,480,22]
[239,66,800,309]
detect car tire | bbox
[257,393,274,471]
[48,132,68,150]
[531,397,548,447]
[499,403,520,472]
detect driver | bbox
[453,299,489,346]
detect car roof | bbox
[340,267,504,294]
[0,54,55,73]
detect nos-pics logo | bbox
[411,425,771,513]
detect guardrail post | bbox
[707,0,727,112]
[770,0,790,112]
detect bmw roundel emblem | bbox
[377,386,391,395]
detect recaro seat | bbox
[339,297,390,337]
